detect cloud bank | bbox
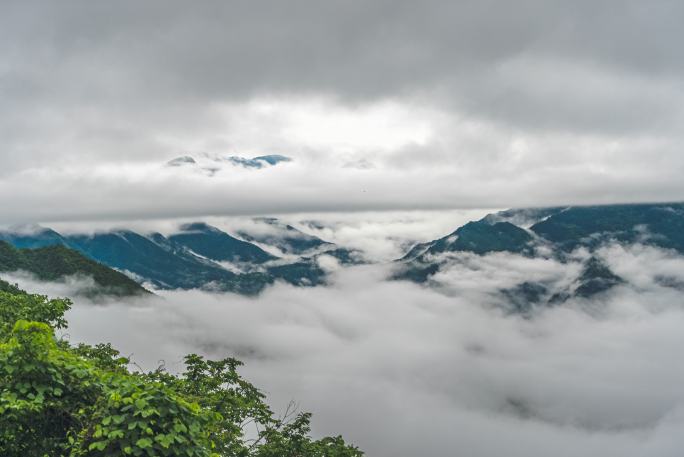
[5,242,684,457]
[2,1,684,222]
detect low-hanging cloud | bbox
[4,242,684,457]
[40,209,494,263]
[3,1,684,222]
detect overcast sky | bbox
[2,0,684,223]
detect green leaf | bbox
[136,437,153,449]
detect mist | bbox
[4,3,684,455]
[4,241,684,457]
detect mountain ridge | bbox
[395,202,684,305]
[0,241,149,297]
[0,219,357,295]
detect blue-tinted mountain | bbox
[499,281,550,315]
[166,156,197,167]
[316,247,366,265]
[64,230,238,290]
[396,219,534,278]
[396,203,679,302]
[400,241,433,262]
[483,207,565,227]
[237,218,333,255]
[266,260,327,287]
[427,220,533,256]
[227,154,291,169]
[168,223,277,264]
[236,218,365,265]
[569,256,625,299]
[0,241,149,297]
[0,227,66,249]
[499,257,625,314]
[0,224,336,294]
[164,154,291,176]
[530,203,684,253]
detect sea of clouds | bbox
[4,240,684,457]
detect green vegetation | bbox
[428,221,533,256]
[0,241,148,297]
[573,256,624,299]
[530,203,684,253]
[398,203,684,290]
[0,283,363,456]
[396,220,534,284]
[168,223,277,264]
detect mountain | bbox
[0,226,66,249]
[236,217,367,268]
[165,154,292,174]
[236,218,332,255]
[168,222,277,265]
[0,222,339,294]
[482,207,564,228]
[226,154,292,169]
[396,202,684,303]
[396,219,533,282]
[497,256,625,314]
[425,220,533,256]
[529,203,684,253]
[64,230,239,290]
[166,155,197,167]
[0,241,149,297]
[265,260,326,286]
[573,256,625,298]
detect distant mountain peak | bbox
[237,218,331,256]
[177,222,220,233]
[166,156,197,167]
[0,240,149,297]
[225,154,292,169]
[165,153,292,174]
[0,225,65,249]
[395,202,684,311]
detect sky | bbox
[2,0,684,224]
[3,4,684,454]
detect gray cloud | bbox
[2,1,684,220]
[3,1,682,127]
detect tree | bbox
[0,282,363,456]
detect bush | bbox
[0,285,363,457]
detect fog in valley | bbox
[7,219,684,457]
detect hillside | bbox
[0,241,149,297]
[236,217,333,255]
[0,220,359,294]
[529,203,684,253]
[168,222,278,264]
[0,275,362,456]
[396,202,684,307]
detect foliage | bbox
[2,222,344,295]
[530,203,684,253]
[168,223,277,264]
[0,283,363,456]
[429,221,533,256]
[0,241,149,297]
[0,289,71,338]
[0,278,26,295]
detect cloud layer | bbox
[2,1,684,222]
[5,241,684,457]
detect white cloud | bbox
[5,243,684,457]
[3,92,684,224]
